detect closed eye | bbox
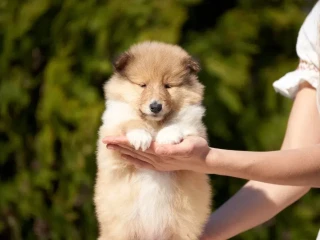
[164,84,171,89]
[140,84,146,88]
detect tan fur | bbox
[118,120,154,135]
[104,41,204,124]
[95,41,212,240]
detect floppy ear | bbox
[184,57,201,74]
[113,52,132,73]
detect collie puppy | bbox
[94,41,212,240]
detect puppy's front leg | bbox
[120,120,153,151]
[156,105,206,144]
[155,125,184,145]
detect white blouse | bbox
[273,1,320,110]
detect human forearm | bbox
[201,84,319,239]
[202,135,313,240]
[205,85,320,187]
[201,144,314,240]
[202,181,309,240]
[206,145,320,187]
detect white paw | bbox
[126,129,152,151]
[156,126,184,144]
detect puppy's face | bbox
[106,42,204,121]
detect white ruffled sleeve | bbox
[273,1,320,100]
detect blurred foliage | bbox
[0,0,319,239]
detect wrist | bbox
[204,148,222,174]
[204,148,248,176]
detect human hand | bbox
[102,136,212,173]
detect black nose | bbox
[149,102,162,114]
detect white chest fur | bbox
[132,170,174,239]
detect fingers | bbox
[103,135,198,158]
[102,136,129,145]
[121,155,173,172]
[113,144,177,164]
[107,144,157,165]
[112,143,154,155]
[121,154,155,170]
[103,136,158,153]
[117,144,157,159]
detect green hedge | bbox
[0,0,318,239]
